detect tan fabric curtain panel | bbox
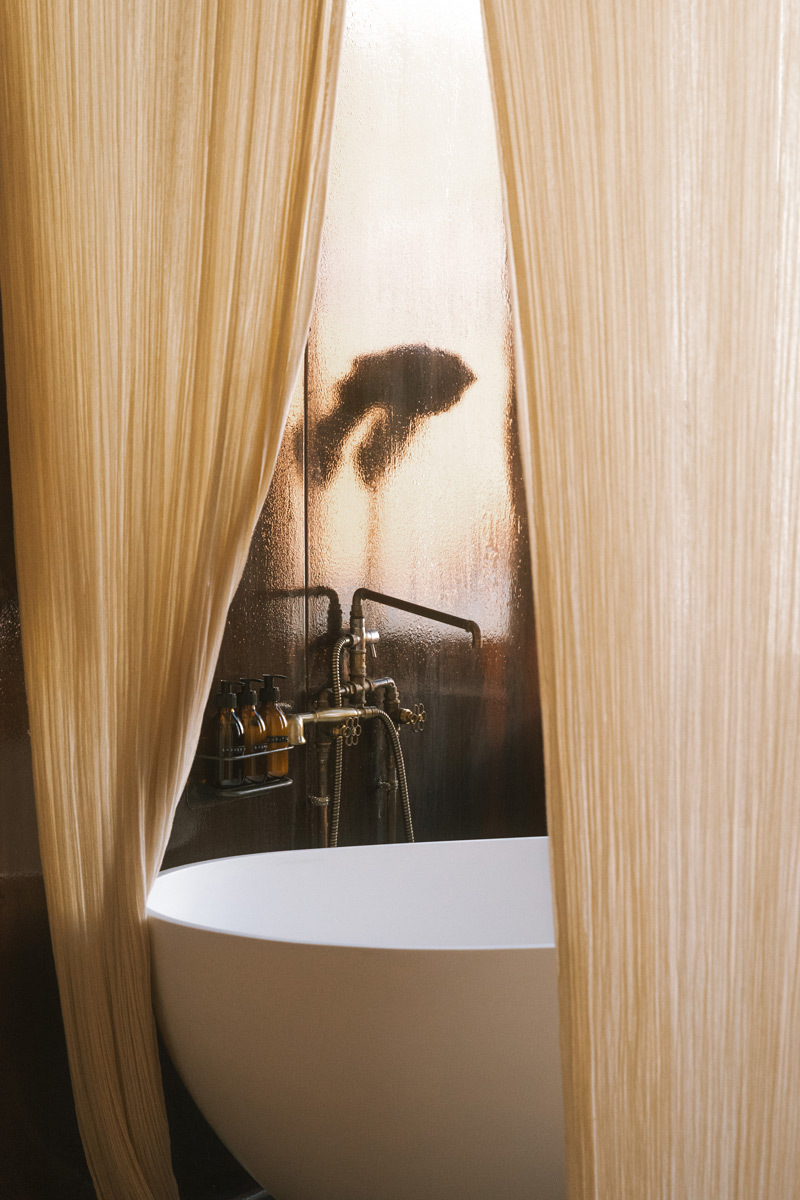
[483,1,800,1197]
[0,3,344,1197]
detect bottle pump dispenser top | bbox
[259,674,289,779]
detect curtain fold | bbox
[483,1,800,1196]
[0,3,344,1197]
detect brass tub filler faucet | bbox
[287,588,481,848]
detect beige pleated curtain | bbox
[4,0,800,1197]
[0,4,344,1197]
[483,1,800,1197]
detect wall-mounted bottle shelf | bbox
[185,743,294,809]
[185,776,293,808]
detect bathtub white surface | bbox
[148,834,555,949]
[148,836,565,1200]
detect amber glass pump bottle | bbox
[239,678,267,782]
[258,673,289,779]
[214,680,245,786]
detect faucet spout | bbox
[286,705,377,746]
[350,587,481,649]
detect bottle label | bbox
[263,735,288,745]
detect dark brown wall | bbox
[0,325,95,1198]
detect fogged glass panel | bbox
[308,0,544,841]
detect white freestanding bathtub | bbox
[147,836,565,1200]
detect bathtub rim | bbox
[147,835,555,954]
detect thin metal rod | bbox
[350,587,481,648]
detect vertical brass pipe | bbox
[310,736,332,848]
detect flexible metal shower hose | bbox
[369,707,414,843]
[329,636,414,846]
[329,635,351,848]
